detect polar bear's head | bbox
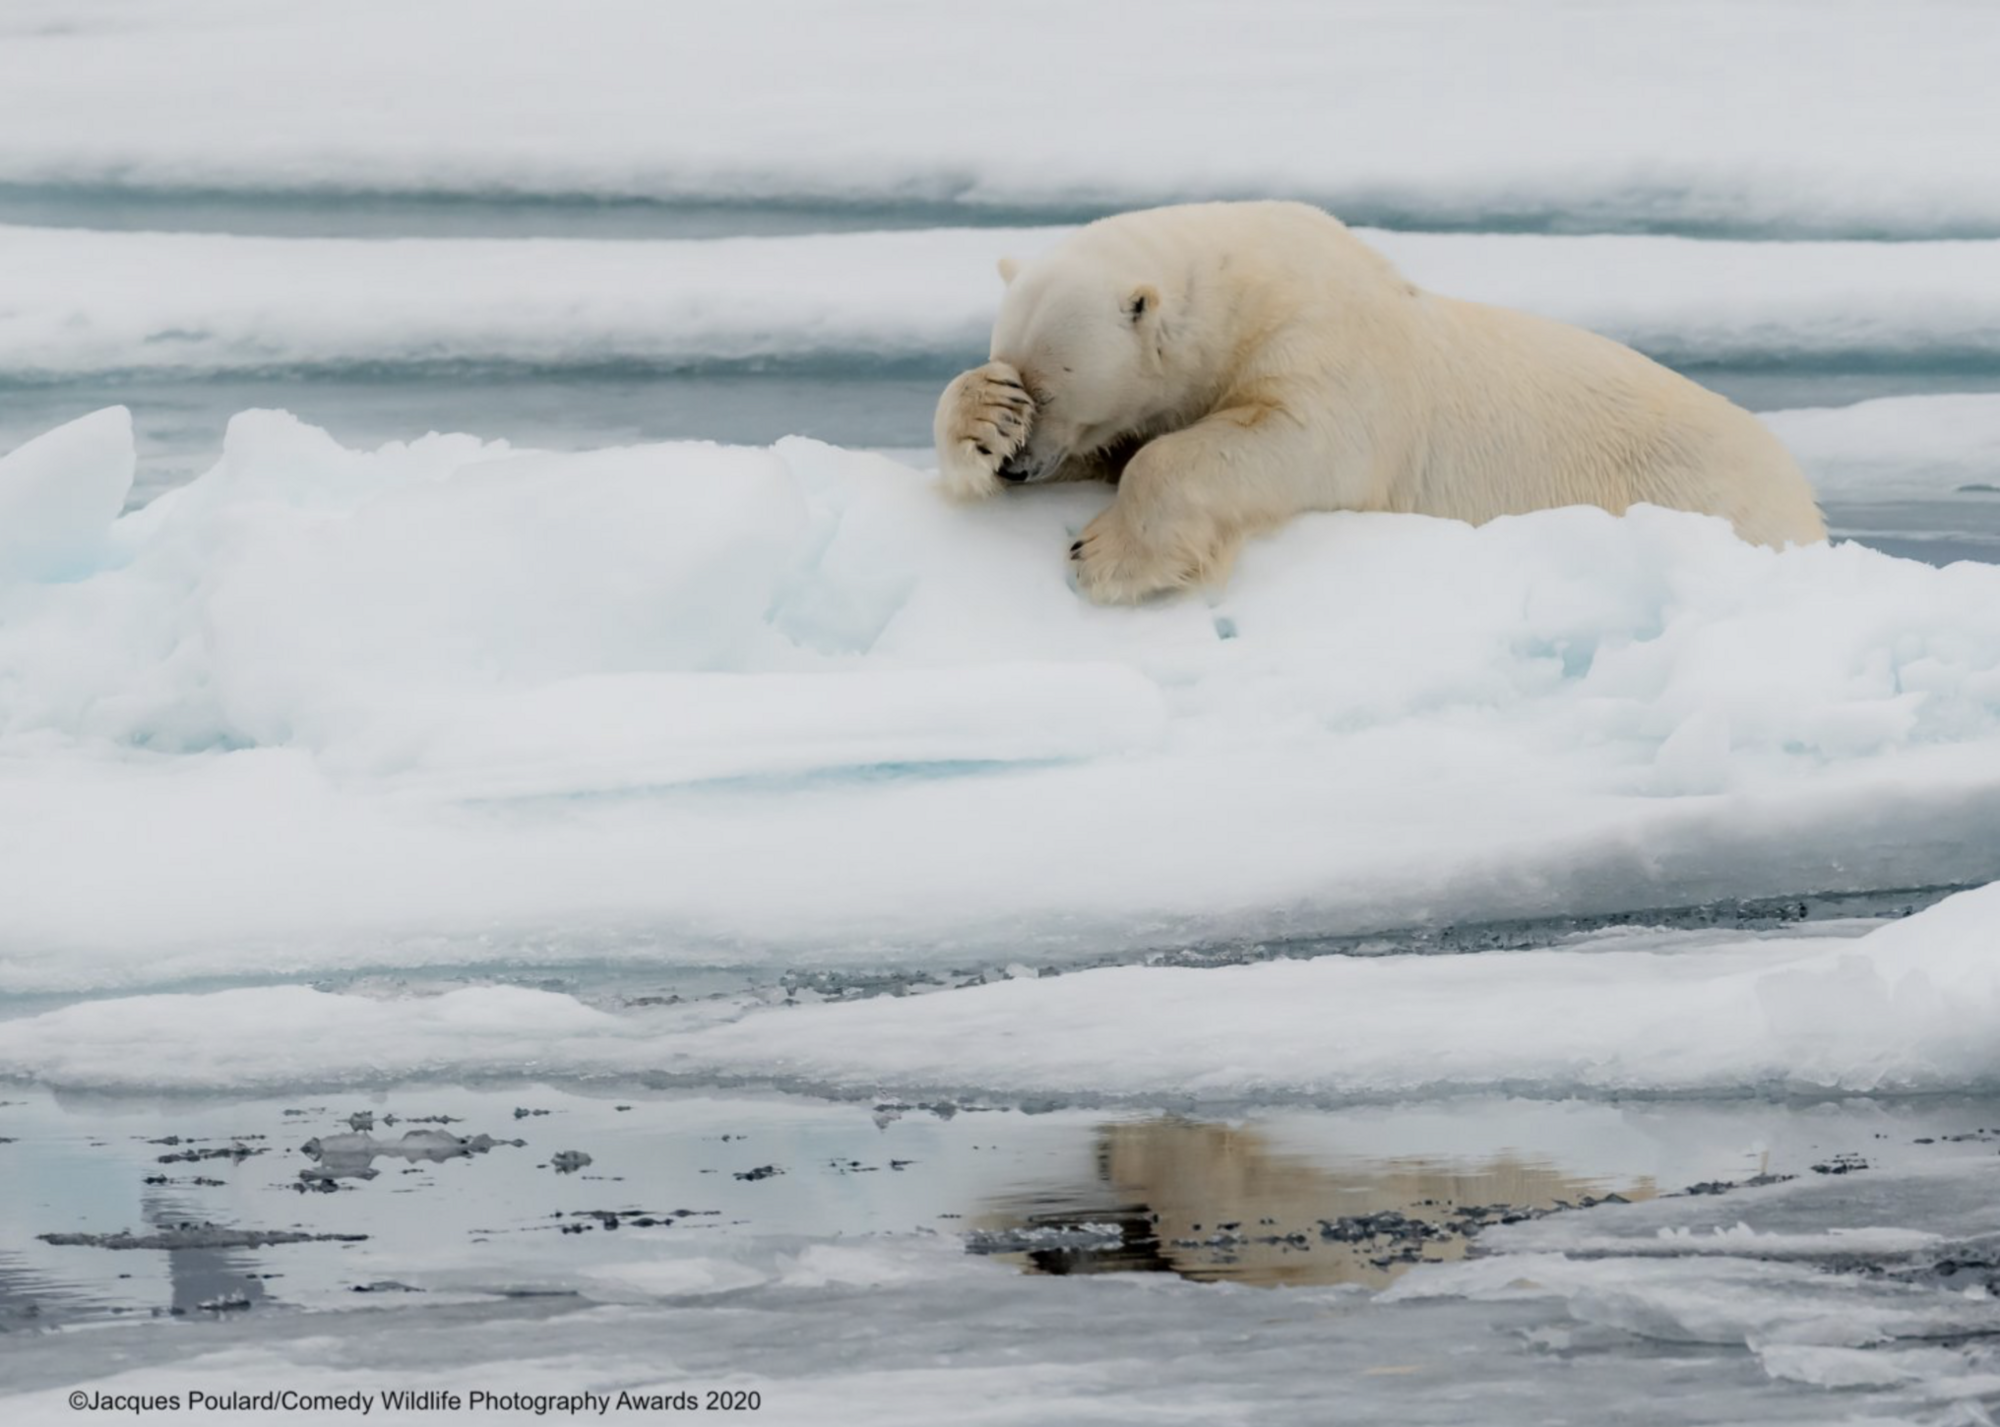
[986,250,1183,484]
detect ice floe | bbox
[1,2,1995,239]
[4,224,2000,378]
[4,885,1998,1101]
[656,883,2000,1101]
[1,409,1998,992]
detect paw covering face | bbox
[987,258,1174,482]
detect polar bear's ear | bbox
[1123,285,1161,325]
[996,256,1022,285]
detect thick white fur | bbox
[933,201,1827,604]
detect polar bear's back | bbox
[1394,295,1826,547]
[1011,202,1824,557]
[1075,203,1825,547]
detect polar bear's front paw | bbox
[1070,504,1205,604]
[934,361,1035,500]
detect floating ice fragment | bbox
[0,406,133,581]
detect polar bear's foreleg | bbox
[1070,409,1319,604]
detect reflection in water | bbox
[0,1258,100,1326]
[299,1130,523,1187]
[979,1118,1656,1288]
[17,1087,1975,1324]
[147,1189,269,1318]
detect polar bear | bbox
[933,201,1826,603]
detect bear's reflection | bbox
[979,1118,1656,1288]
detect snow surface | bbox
[662,883,2000,1102]
[1,2,1996,240]
[5,222,2000,377]
[0,985,651,1093]
[1766,394,2000,500]
[4,886,1995,1100]
[2,409,1999,994]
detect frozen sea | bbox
[4,3,2000,1424]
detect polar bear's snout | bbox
[997,447,1059,484]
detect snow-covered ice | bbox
[0,400,1997,1106]
[659,883,2000,1103]
[1,408,1997,995]
[0,985,652,1093]
[1,2,1996,241]
[1767,394,2000,500]
[0,407,132,580]
[4,886,1996,1101]
[5,223,2000,377]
